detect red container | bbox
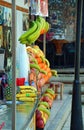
[16,78,25,86]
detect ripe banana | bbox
[38,106,50,117]
[20,89,35,93]
[18,85,37,92]
[16,93,37,98]
[18,97,35,102]
[27,20,42,44]
[19,21,37,41]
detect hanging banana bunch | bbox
[18,16,50,45]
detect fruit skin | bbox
[41,95,53,108]
[38,101,49,109]
[36,118,44,128]
[18,97,35,102]
[18,85,37,92]
[43,93,53,100]
[36,16,46,34]
[38,106,50,117]
[30,63,47,74]
[36,109,42,120]
[43,57,50,67]
[51,69,58,76]
[19,39,29,44]
[27,20,41,44]
[46,88,55,95]
[19,21,37,41]
[45,21,50,33]
[30,63,40,71]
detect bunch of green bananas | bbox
[18,16,50,45]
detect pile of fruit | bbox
[16,85,37,102]
[19,16,50,45]
[27,45,57,91]
[36,88,56,129]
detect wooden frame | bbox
[0,0,28,13]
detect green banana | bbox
[27,20,41,44]
[29,55,38,64]
[38,101,49,109]
[51,70,58,76]
[40,69,47,75]
[45,22,50,33]
[38,106,50,117]
[40,56,45,62]
[20,39,29,44]
[40,56,50,67]
[30,63,47,74]
[44,58,50,67]
[19,21,37,41]
[30,63,40,71]
[36,16,46,33]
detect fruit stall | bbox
[0,1,58,130]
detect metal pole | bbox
[12,0,16,130]
[70,0,83,130]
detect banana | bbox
[27,20,41,44]
[38,101,49,109]
[38,106,50,117]
[26,93,36,97]
[44,58,50,67]
[29,55,38,64]
[40,56,45,62]
[19,21,37,41]
[20,89,35,93]
[45,22,50,33]
[40,56,50,67]
[18,85,37,91]
[51,70,58,77]
[18,97,35,102]
[30,63,47,74]
[26,46,33,52]
[46,88,55,96]
[20,39,29,44]
[33,46,45,57]
[43,93,53,100]
[16,93,36,98]
[30,63,40,71]
[40,69,47,75]
[36,16,46,34]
